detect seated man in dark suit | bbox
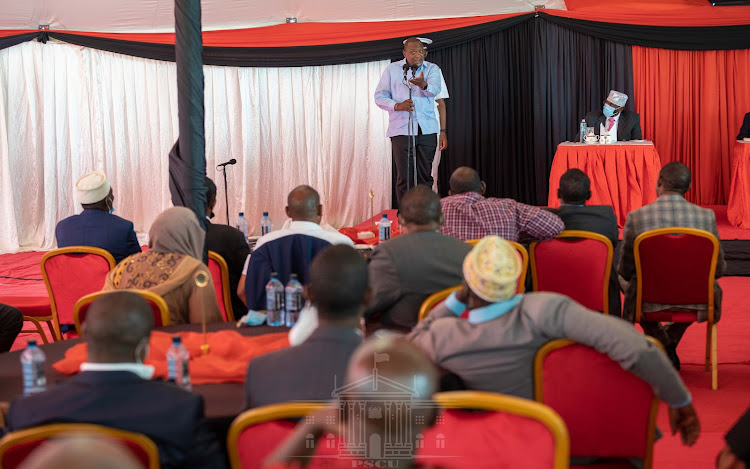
[204,177,251,316]
[738,112,750,140]
[546,168,621,317]
[717,406,750,469]
[245,244,368,408]
[55,171,141,264]
[7,291,226,469]
[582,90,642,142]
[365,186,472,332]
[0,303,23,352]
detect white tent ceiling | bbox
[0,0,566,33]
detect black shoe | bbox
[666,344,681,370]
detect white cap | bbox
[76,171,111,204]
[403,37,433,45]
[606,90,628,107]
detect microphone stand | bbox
[219,166,230,225]
[405,69,417,194]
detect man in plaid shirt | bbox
[440,167,564,242]
[618,162,726,369]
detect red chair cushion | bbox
[638,233,714,304]
[534,238,609,311]
[44,253,111,324]
[236,420,339,469]
[207,258,228,321]
[541,344,654,459]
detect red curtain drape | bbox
[633,46,750,205]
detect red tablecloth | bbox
[339,209,402,245]
[0,251,50,317]
[547,142,662,227]
[727,141,750,229]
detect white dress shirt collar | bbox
[80,362,155,380]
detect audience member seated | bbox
[738,112,750,140]
[546,168,621,316]
[17,435,142,469]
[717,406,750,469]
[103,207,223,325]
[6,291,226,468]
[204,177,251,315]
[263,336,439,469]
[618,162,726,368]
[238,185,353,309]
[581,90,642,142]
[55,171,141,264]
[364,186,471,332]
[0,303,23,352]
[409,236,700,447]
[440,167,564,242]
[245,245,368,408]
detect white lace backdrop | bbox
[0,40,392,252]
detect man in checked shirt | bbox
[440,167,564,243]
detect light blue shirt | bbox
[444,291,524,324]
[374,59,441,138]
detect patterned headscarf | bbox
[148,207,204,260]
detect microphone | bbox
[216,158,236,168]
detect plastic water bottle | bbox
[21,340,47,396]
[260,212,272,236]
[236,212,249,239]
[284,274,304,327]
[166,335,192,391]
[579,119,586,143]
[378,214,392,243]
[266,272,285,326]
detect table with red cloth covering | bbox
[727,141,750,229]
[0,251,50,317]
[547,141,662,227]
[339,209,402,245]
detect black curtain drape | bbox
[428,17,633,205]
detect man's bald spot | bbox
[84,291,154,353]
[346,337,438,400]
[287,185,321,220]
[659,161,691,194]
[449,167,482,194]
[19,436,141,469]
[400,186,442,226]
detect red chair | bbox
[0,423,159,469]
[534,339,662,468]
[73,290,171,331]
[529,230,614,314]
[208,251,235,322]
[418,285,462,321]
[40,247,116,341]
[634,227,721,390]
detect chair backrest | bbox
[534,339,660,468]
[634,227,719,323]
[73,290,171,331]
[466,239,528,293]
[41,247,116,339]
[0,423,160,469]
[208,251,234,322]
[529,230,614,314]
[245,234,332,311]
[227,402,327,469]
[417,285,462,321]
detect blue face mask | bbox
[603,104,617,118]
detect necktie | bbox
[607,117,615,131]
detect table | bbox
[727,140,750,229]
[547,141,662,227]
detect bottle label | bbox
[261,225,271,236]
[33,362,46,387]
[167,357,177,381]
[181,360,191,386]
[379,225,390,241]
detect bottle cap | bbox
[28,339,37,347]
[172,335,181,344]
[381,214,388,218]
[290,273,298,279]
[270,272,278,278]
[239,212,244,217]
[263,212,269,216]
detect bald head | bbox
[82,291,154,363]
[19,436,141,469]
[658,162,691,196]
[308,245,369,322]
[449,167,483,195]
[399,186,442,229]
[286,185,322,223]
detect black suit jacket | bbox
[545,204,622,318]
[584,109,643,141]
[55,209,141,264]
[7,371,226,469]
[738,112,750,140]
[205,219,251,315]
[245,325,362,409]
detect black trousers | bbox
[0,303,23,352]
[390,131,437,208]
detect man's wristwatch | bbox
[440,129,447,133]
[421,83,428,90]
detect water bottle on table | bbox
[236,212,249,239]
[260,212,273,236]
[21,339,47,396]
[266,272,285,326]
[167,335,192,391]
[377,214,392,243]
[579,119,586,143]
[285,274,304,327]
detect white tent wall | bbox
[0,40,391,252]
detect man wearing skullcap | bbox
[409,236,701,448]
[580,90,642,142]
[55,171,141,264]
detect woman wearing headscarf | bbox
[103,207,223,325]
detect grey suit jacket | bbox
[244,325,362,409]
[584,109,643,141]
[364,231,472,330]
